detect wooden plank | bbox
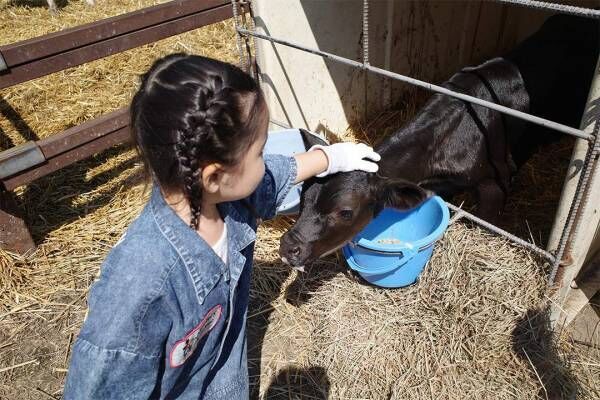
[560,253,600,327]
[3,126,130,191]
[39,108,129,159]
[0,3,232,89]
[549,55,600,326]
[565,296,600,347]
[0,188,36,254]
[0,0,229,67]
[0,107,129,188]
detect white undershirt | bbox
[211,223,228,264]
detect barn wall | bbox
[253,0,596,135]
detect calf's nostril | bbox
[290,247,301,257]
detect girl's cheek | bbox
[260,160,266,177]
[252,161,266,190]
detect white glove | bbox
[309,142,381,177]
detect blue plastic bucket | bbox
[343,196,450,288]
[263,129,328,215]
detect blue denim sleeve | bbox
[63,338,162,399]
[249,154,298,220]
[63,246,176,399]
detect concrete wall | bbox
[253,0,568,135]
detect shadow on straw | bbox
[262,365,330,400]
[17,144,142,243]
[0,97,40,150]
[248,254,341,399]
[511,307,577,400]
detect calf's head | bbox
[279,169,430,269]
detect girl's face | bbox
[200,97,269,207]
[163,123,267,220]
[217,126,268,202]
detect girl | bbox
[64,54,380,399]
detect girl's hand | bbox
[310,142,381,177]
[293,142,381,184]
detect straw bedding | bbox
[0,1,598,399]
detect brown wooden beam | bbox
[40,108,129,159]
[0,1,232,89]
[2,107,131,191]
[1,0,229,67]
[0,188,36,255]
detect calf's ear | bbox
[375,179,430,210]
[299,128,328,149]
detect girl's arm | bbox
[293,149,328,183]
[248,142,380,221]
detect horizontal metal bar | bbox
[449,209,466,225]
[0,0,230,68]
[0,3,232,89]
[492,0,600,19]
[239,28,593,141]
[269,118,292,129]
[446,202,556,262]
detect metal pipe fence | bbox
[231,0,600,286]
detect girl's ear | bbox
[201,163,223,194]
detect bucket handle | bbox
[347,241,418,274]
[351,239,417,256]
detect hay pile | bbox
[0,1,598,399]
[250,223,563,399]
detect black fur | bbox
[280,15,599,267]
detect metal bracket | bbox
[0,141,46,180]
[0,51,7,72]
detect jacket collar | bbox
[149,184,256,304]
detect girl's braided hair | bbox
[130,54,266,230]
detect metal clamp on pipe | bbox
[0,141,46,180]
[0,51,7,72]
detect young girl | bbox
[64,54,380,399]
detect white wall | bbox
[254,0,559,135]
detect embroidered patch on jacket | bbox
[169,305,222,368]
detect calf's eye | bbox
[338,209,354,221]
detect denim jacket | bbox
[64,154,297,399]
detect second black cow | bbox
[279,14,599,269]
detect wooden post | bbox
[0,186,35,254]
[548,55,600,327]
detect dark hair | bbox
[130,54,267,230]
